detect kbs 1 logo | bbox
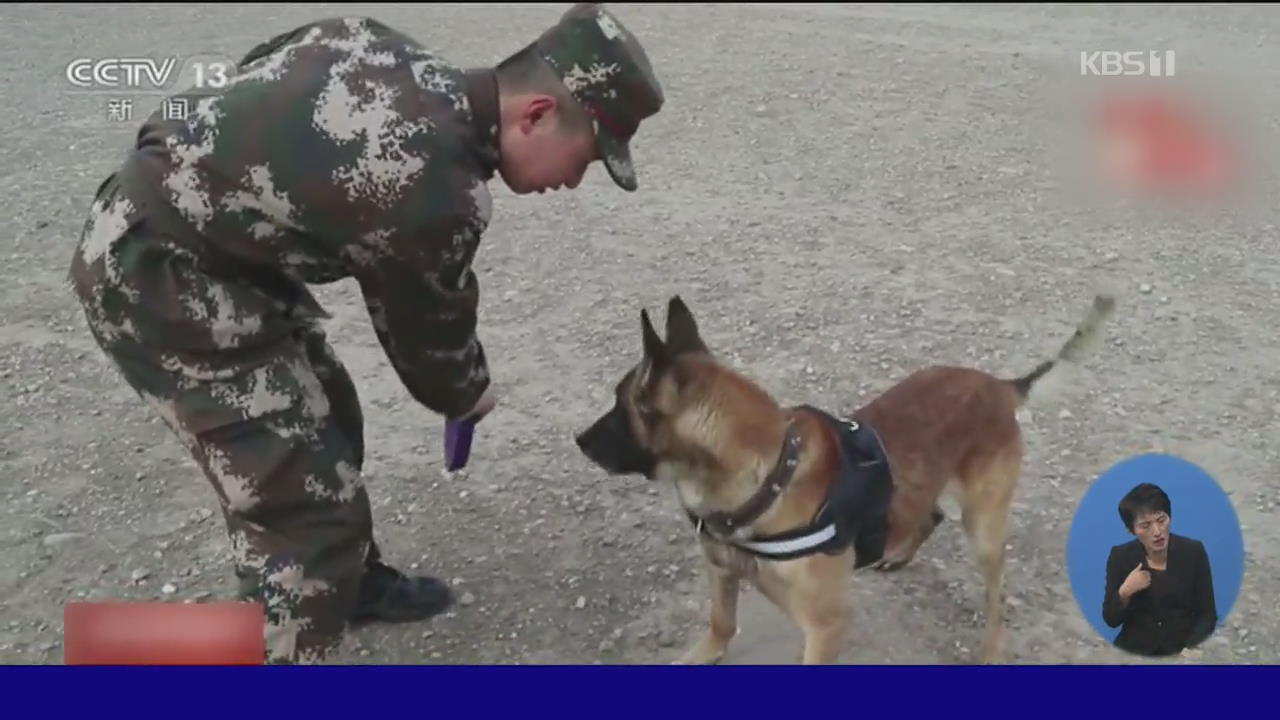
[1080,50,1176,77]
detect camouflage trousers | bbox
[68,174,377,664]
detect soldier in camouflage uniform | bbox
[67,3,663,664]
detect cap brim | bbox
[595,124,637,192]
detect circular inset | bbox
[1066,452,1245,658]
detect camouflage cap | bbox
[534,3,664,191]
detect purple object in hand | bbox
[444,418,477,471]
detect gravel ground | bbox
[1,3,1277,665]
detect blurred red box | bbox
[1094,90,1237,200]
[64,601,266,665]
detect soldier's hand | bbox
[457,386,496,423]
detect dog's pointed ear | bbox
[666,295,709,355]
[641,308,668,363]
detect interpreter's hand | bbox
[1119,563,1152,599]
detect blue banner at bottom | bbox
[2,665,1277,716]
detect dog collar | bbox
[691,418,804,539]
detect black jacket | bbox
[1102,534,1218,657]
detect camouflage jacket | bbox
[114,16,499,419]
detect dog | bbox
[575,293,1116,664]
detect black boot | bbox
[350,560,454,626]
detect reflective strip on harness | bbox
[732,523,839,558]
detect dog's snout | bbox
[575,423,607,465]
[574,404,655,478]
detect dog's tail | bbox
[1008,293,1117,407]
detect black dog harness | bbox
[686,405,894,567]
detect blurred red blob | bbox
[64,601,266,665]
[1093,89,1239,202]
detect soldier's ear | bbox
[519,95,557,134]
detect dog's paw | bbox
[977,650,1008,665]
[673,652,724,665]
[674,642,726,665]
[977,628,1008,665]
[871,557,911,573]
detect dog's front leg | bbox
[675,560,741,665]
[798,606,850,665]
[790,555,852,665]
